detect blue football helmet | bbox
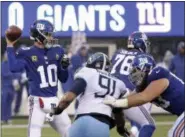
[127,31,150,53]
[30,20,58,48]
[86,52,111,71]
[129,54,156,86]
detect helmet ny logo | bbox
[139,58,148,64]
[137,2,171,33]
[139,58,148,69]
[36,23,45,30]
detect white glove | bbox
[103,95,116,106]
[12,79,20,91]
[21,72,28,83]
[45,113,54,122]
[103,95,128,108]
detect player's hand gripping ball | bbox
[5,25,22,45]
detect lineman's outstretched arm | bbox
[104,79,169,108]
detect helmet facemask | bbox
[38,30,58,49]
[103,60,111,72]
[129,67,147,86]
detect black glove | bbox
[61,54,70,69]
[113,108,130,137]
[50,106,64,115]
[117,126,130,137]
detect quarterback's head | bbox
[129,54,156,86]
[30,20,58,48]
[127,31,150,53]
[86,52,111,71]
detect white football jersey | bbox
[74,67,128,118]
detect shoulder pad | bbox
[20,47,31,50]
[148,66,169,82]
[119,49,127,53]
[53,44,62,48]
[149,66,165,75]
[74,67,95,82]
[114,49,126,54]
[16,47,31,56]
[52,45,64,55]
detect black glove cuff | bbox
[53,107,63,115]
[112,108,123,114]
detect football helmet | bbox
[30,20,58,48]
[127,31,150,53]
[129,54,156,86]
[86,52,111,71]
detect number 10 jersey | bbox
[74,67,128,118]
[6,45,67,97]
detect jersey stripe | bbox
[178,126,184,137]
[173,118,184,137]
[28,97,34,137]
[139,106,155,125]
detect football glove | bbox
[117,126,131,137]
[45,113,54,122]
[61,54,70,69]
[103,95,128,108]
[103,95,116,106]
[12,79,20,91]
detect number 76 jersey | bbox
[111,49,142,91]
[74,67,128,118]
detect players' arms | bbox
[61,54,70,70]
[6,38,26,72]
[1,63,12,77]
[51,78,87,115]
[58,54,70,83]
[113,108,130,137]
[104,78,169,108]
[52,92,76,114]
[58,68,68,83]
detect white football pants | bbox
[123,103,155,136]
[168,112,184,137]
[28,95,71,137]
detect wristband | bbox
[114,99,128,108]
[53,106,63,115]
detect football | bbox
[5,25,22,42]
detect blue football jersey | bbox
[7,45,68,97]
[111,49,142,91]
[147,66,184,116]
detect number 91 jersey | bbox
[111,49,142,91]
[74,67,128,118]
